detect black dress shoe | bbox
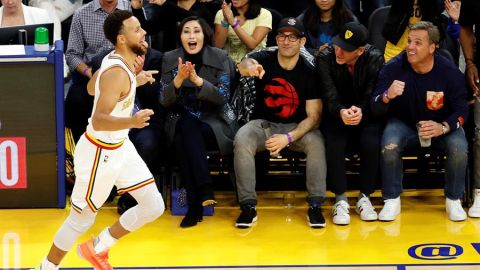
[180,206,203,228]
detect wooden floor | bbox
[2,190,480,269]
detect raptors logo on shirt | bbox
[263,78,299,119]
[426,91,444,111]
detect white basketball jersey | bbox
[86,51,136,143]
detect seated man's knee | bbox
[381,141,401,163]
[234,122,262,153]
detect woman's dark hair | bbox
[104,10,133,45]
[176,16,213,48]
[231,0,262,20]
[303,0,354,37]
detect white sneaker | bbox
[356,196,378,221]
[468,189,480,218]
[446,198,467,221]
[378,197,401,221]
[332,200,350,225]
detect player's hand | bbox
[136,70,158,86]
[132,109,154,128]
[386,80,405,99]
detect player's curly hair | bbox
[104,10,133,45]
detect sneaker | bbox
[468,189,480,218]
[446,198,467,221]
[378,197,401,221]
[235,204,257,228]
[356,196,378,221]
[77,239,113,270]
[332,201,350,225]
[307,205,326,228]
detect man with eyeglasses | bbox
[234,17,327,229]
[316,22,384,225]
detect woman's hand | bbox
[174,57,191,88]
[221,0,235,25]
[187,62,204,88]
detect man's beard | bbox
[130,43,147,56]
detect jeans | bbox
[473,98,480,189]
[233,119,327,205]
[129,122,162,174]
[323,120,382,196]
[381,118,468,200]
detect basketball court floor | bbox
[2,189,480,269]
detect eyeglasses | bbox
[276,34,300,42]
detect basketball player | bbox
[36,10,164,270]
[233,17,327,229]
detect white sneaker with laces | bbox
[378,197,401,221]
[468,189,480,218]
[332,200,350,225]
[446,198,467,221]
[356,196,378,221]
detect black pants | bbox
[65,72,93,142]
[174,113,218,206]
[130,121,163,174]
[323,120,382,196]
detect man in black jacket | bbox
[317,22,384,225]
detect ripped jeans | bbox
[381,118,468,200]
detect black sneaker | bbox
[307,205,326,228]
[235,204,257,228]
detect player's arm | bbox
[91,67,152,131]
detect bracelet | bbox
[83,66,90,76]
[286,132,293,144]
[231,18,240,29]
[220,20,229,28]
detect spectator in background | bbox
[372,21,468,222]
[213,0,272,63]
[297,0,356,56]
[382,0,461,63]
[160,16,237,228]
[259,0,308,18]
[317,22,384,225]
[131,0,221,52]
[64,0,130,142]
[344,0,384,26]
[459,0,480,218]
[233,17,326,229]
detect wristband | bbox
[220,20,229,28]
[383,91,391,101]
[231,18,240,29]
[286,132,293,144]
[465,58,475,63]
[83,66,90,76]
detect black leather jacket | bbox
[382,0,446,45]
[316,44,384,124]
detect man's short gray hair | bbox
[410,21,440,45]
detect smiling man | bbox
[316,22,384,225]
[234,17,327,229]
[371,21,469,222]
